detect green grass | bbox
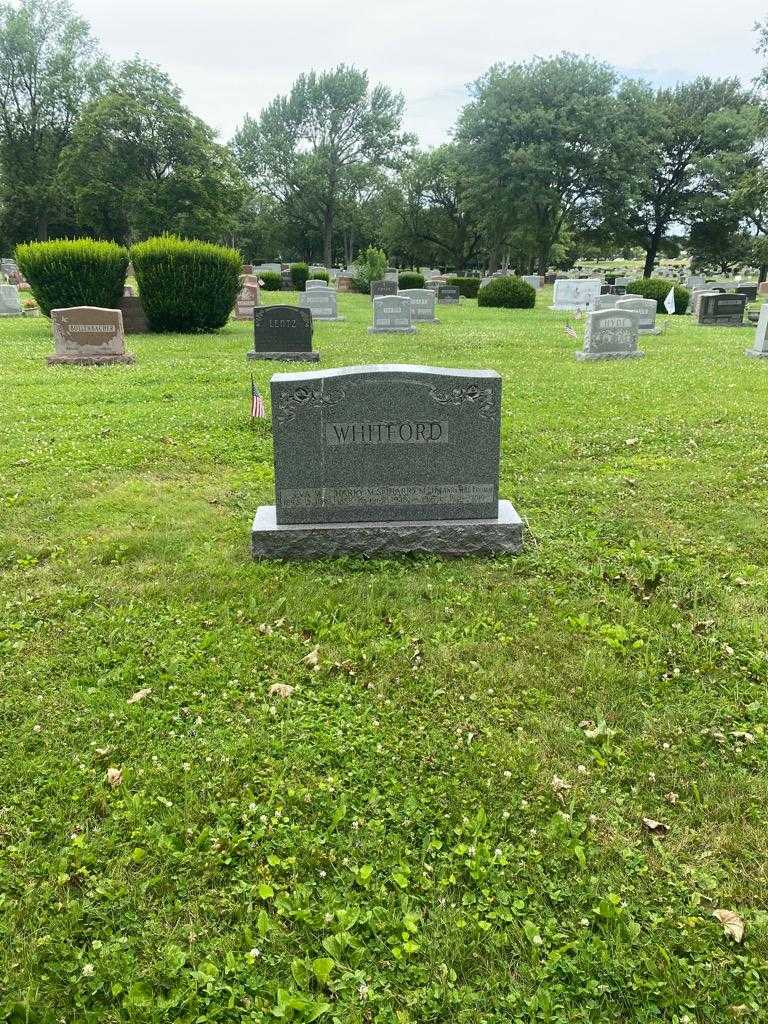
[1,290,768,1023]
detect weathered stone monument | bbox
[437,285,460,305]
[746,303,768,357]
[369,295,416,334]
[249,305,319,362]
[736,284,758,302]
[615,296,660,334]
[593,294,620,312]
[118,295,149,334]
[398,288,438,323]
[522,274,541,289]
[299,286,344,322]
[48,307,135,366]
[371,280,398,300]
[551,279,601,311]
[697,293,747,328]
[0,283,22,316]
[575,309,643,361]
[251,364,523,558]
[233,277,261,321]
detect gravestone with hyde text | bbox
[745,303,768,357]
[48,307,135,366]
[299,287,345,322]
[575,309,642,361]
[368,295,416,334]
[249,305,319,361]
[251,364,523,558]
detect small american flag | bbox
[564,323,578,339]
[251,377,266,418]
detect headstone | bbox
[575,309,643,362]
[337,275,355,293]
[686,275,706,291]
[736,285,758,302]
[614,277,631,288]
[119,295,149,334]
[479,277,493,289]
[398,288,438,323]
[593,294,620,311]
[697,293,747,328]
[550,279,601,310]
[0,283,22,316]
[370,280,398,301]
[251,364,523,558]
[758,282,768,297]
[689,289,711,317]
[254,263,282,275]
[48,307,135,366]
[233,278,261,321]
[305,279,328,290]
[384,269,399,283]
[522,275,541,290]
[368,295,416,334]
[544,273,557,285]
[437,285,460,305]
[746,303,768,357]
[615,296,660,334]
[123,285,134,297]
[299,286,345,322]
[249,305,319,362]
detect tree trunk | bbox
[643,228,662,278]
[323,207,333,268]
[37,214,49,241]
[487,245,500,275]
[760,263,767,284]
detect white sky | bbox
[72,0,764,146]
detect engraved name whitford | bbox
[325,420,448,445]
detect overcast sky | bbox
[73,0,765,146]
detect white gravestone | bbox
[576,309,643,361]
[615,296,660,335]
[746,303,768,358]
[551,279,601,311]
[299,287,344,322]
[522,274,541,289]
[398,288,438,323]
[305,280,329,290]
[0,284,22,316]
[368,295,416,334]
[593,294,620,312]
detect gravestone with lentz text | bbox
[48,307,135,365]
[369,295,415,334]
[249,305,319,362]
[437,284,460,305]
[251,363,523,558]
[398,288,438,323]
[697,293,748,327]
[615,296,660,335]
[746,302,768,358]
[576,309,642,361]
[0,283,22,316]
[550,279,601,311]
[299,286,345,322]
[371,279,398,300]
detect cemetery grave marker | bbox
[399,288,438,323]
[746,303,768,358]
[697,293,748,328]
[615,296,660,335]
[370,280,398,300]
[233,277,261,321]
[119,295,149,334]
[299,286,345,322]
[522,275,541,289]
[305,279,328,290]
[368,295,416,334]
[437,285,460,305]
[251,363,523,558]
[736,285,758,302]
[0,283,22,316]
[249,305,319,362]
[575,309,643,361]
[48,307,135,366]
[551,279,601,310]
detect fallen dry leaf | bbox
[268,683,294,699]
[106,767,123,788]
[712,909,745,943]
[730,731,755,744]
[303,646,320,669]
[551,776,572,803]
[127,688,151,704]
[642,817,669,835]
[625,437,639,447]
[664,791,679,805]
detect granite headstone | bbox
[299,287,344,322]
[249,305,319,362]
[437,285,460,305]
[697,293,747,327]
[119,296,149,334]
[368,295,416,334]
[551,279,601,310]
[0,284,22,316]
[745,303,768,357]
[615,296,660,334]
[48,307,135,365]
[575,309,643,361]
[371,280,398,300]
[398,288,438,323]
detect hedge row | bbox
[15,239,128,317]
[447,276,481,299]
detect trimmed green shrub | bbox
[130,236,241,332]
[447,276,480,299]
[259,271,283,291]
[14,238,128,318]
[290,263,310,290]
[398,271,425,289]
[477,275,536,309]
[352,246,388,294]
[626,277,689,314]
[308,270,330,285]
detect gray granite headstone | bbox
[615,296,660,334]
[368,295,416,334]
[0,284,22,316]
[686,275,705,292]
[697,293,747,327]
[305,279,328,291]
[299,287,344,322]
[522,274,541,289]
[736,285,758,302]
[249,305,319,362]
[49,307,135,365]
[370,280,398,300]
[251,364,523,558]
[437,285,460,305]
[746,303,768,357]
[576,309,643,361]
[119,295,149,334]
[398,288,438,323]
[551,279,601,310]
[592,294,620,312]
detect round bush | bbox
[447,276,480,299]
[290,263,309,290]
[14,238,128,318]
[477,275,536,309]
[130,236,241,332]
[309,270,330,285]
[398,271,425,289]
[626,278,689,314]
[259,271,283,291]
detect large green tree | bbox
[0,0,105,243]
[232,65,411,266]
[60,60,246,244]
[456,54,619,273]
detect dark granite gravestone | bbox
[697,293,747,327]
[575,310,643,361]
[736,285,758,302]
[251,364,523,558]
[746,303,768,357]
[119,295,149,334]
[437,285,460,304]
[248,305,319,362]
[370,280,398,300]
[48,307,135,365]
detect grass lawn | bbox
[2,289,768,1023]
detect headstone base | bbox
[550,304,591,311]
[47,353,135,366]
[251,500,523,560]
[745,348,768,358]
[312,316,346,323]
[247,351,321,362]
[575,350,644,362]
[367,326,417,334]
[638,328,662,336]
